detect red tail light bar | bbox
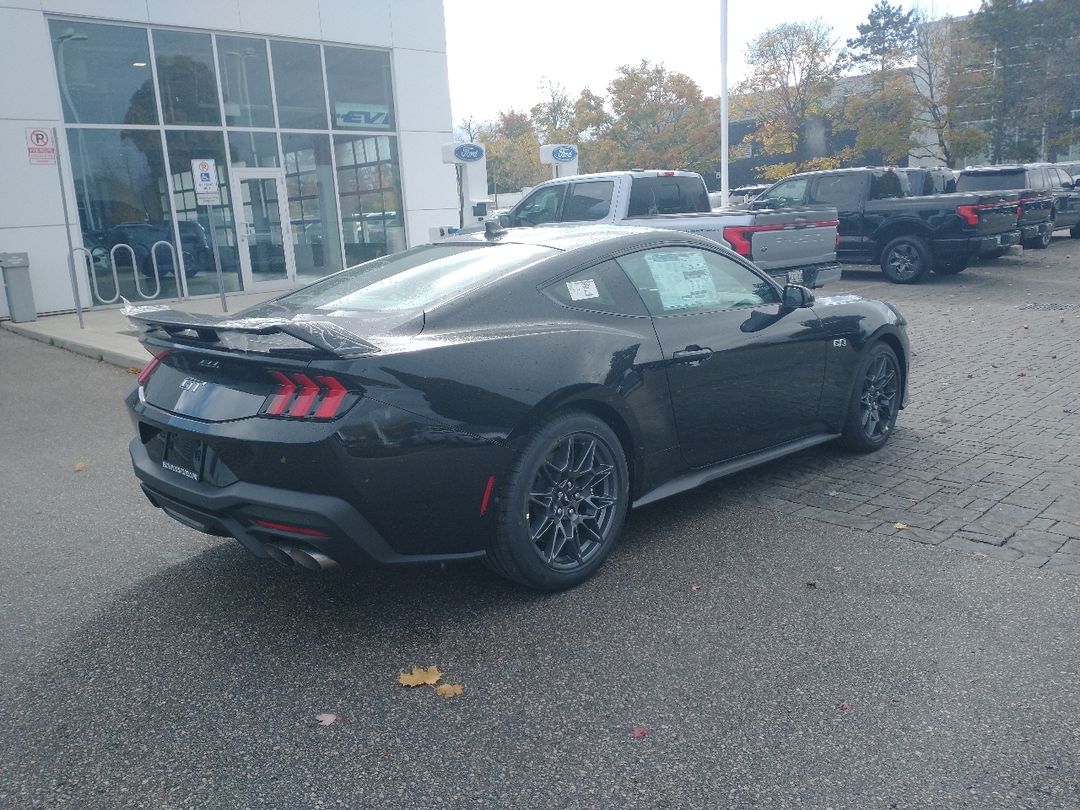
[137,350,170,386]
[722,220,840,257]
[956,202,1021,226]
[263,371,354,420]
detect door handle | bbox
[671,345,713,363]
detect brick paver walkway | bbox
[721,238,1080,573]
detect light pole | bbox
[720,0,730,208]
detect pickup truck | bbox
[485,170,843,288]
[751,167,1022,283]
[957,165,1078,247]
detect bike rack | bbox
[74,245,121,305]
[111,243,157,301]
[150,240,185,301]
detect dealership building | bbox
[0,0,458,318]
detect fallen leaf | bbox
[839,701,850,711]
[966,373,974,380]
[73,462,86,472]
[894,522,909,530]
[631,726,650,738]
[315,713,339,726]
[827,489,839,497]
[125,367,141,375]
[806,581,818,589]
[434,683,464,699]
[398,665,443,688]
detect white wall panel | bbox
[0,9,64,121]
[402,207,460,249]
[319,0,391,46]
[0,224,81,314]
[398,130,458,211]
[389,0,445,51]
[393,48,452,133]
[237,0,320,40]
[146,0,241,32]
[41,0,148,23]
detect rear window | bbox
[263,243,557,313]
[627,176,710,216]
[957,172,1027,192]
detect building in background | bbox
[0,0,457,318]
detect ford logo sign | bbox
[552,145,578,162]
[453,143,484,162]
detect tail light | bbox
[957,202,1019,226]
[262,370,354,420]
[137,350,170,386]
[722,220,840,258]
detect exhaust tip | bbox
[263,542,295,567]
[283,544,339,571]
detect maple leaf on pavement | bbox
[435,684,464,698]
[398,665,443,687]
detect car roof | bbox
[443,223,671,252]
[961,165,1026,173]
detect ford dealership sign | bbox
[453,143,485,162]
[551,145,578,162]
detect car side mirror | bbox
[499,214,511,228]
[782,283,815,310]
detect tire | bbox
[932,255,969,275]
[1025,225,1052,250]
[487,412,629,590]
[880,235,931,284]
[839,343,902,453]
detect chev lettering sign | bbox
[334,103,392,129]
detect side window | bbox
[542,260,648,316]
[616,247,779,316]
[511,185,565,226]
[1053,168,1072,188]
[868,171,904,200]
[757,178,808,208]
[809,174,864,207]
[1027,170,1046,191]
[562,181,614,222]
[626,176,709,217]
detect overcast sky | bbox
[443,0,979,128]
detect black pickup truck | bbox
[957,165,1079,247]
[752,167,1022,283]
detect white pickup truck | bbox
[486,170,842,287]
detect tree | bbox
[474,110,545,192]
[530,79,575,144]
[845,0,918,75]
[908,15,991,167]
[735,20,841,168]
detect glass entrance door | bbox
[232,169,295,291]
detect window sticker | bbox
[644,250,719,311]
[566,278,600,300]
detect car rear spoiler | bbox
[123,305,379,358]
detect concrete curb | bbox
[1,320,146,370]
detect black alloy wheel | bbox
[880,236,931,284]
[840,343,901,452]
[489,412,629,590]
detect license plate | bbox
[786,269,803,283]
[162,433,204,482]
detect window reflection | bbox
[325,46,394,130]
[271,41,327,129]
[166,130,241,295]
[229,131,279,168]
[152,29,221,126]
[334,135,404,265]
[50,20,157,125]
[217,36,275,128]
[282,134,342,279]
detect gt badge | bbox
[832,339,848,348]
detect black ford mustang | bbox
[126,225,909,590]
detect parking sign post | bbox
[191,159,228,312]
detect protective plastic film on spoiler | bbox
[122,303,379,358]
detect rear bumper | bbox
[933,230,1020,258]
[130,438,485,567]
[1020,221,1053,241]
[765,262,843,288]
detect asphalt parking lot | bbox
[1,238,1078,809]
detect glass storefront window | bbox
[229,131,280,168]
[282,133,342,279]
[67,128,180,301]
[50,20,157,125]
[325,46,395,131]
[152,29,221,126]
[270,41,327,130]
[217,36,275,128]
[166,130,241,295]
[334,135,405,265]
